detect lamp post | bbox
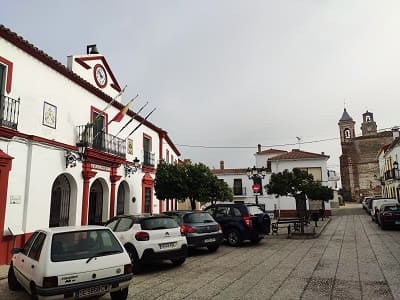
[246,166,266,205]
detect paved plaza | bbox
[1,207,400,299]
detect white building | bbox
[377,129,400,200]
[212,145,335,217]
[0,25,180,264]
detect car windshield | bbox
[183,212,215,223]
[141,217,178,230]
[247,205,265,215]
[51,229,123,262]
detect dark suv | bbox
[204,203,271,246]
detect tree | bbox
[266,169,331,220]
[155,162,232,210]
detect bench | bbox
[271,217,303,235]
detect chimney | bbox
[258,144,261,153]
[220,160,224,170]
[392,126,399,140]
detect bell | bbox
[86,44,99,55]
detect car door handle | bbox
[21,259,24,263]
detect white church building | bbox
[0,25,180,264]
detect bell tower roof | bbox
[339,108,353,122]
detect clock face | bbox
[94,64,107,88]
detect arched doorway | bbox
[49,174,71,227]
[88,179,103,225]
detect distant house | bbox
[211,144,337,217]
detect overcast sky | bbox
[2,1,400,173]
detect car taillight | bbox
[218,224,222,233]
[383,212,393,216]
[180,225,195,234]
[124,263,133,274]
[243,216,252,227]
[43,276,58,288]
[135,231,149,241]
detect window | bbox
[22,232,39,255]
[115,217,133,232]
[92,111,105,150]
[0,64,5,96]
[233,179,243,195]
[143,135,154,166]
[344,128,351,139]
[141,217,178,230]
[28,232,46,261]
[144,187,152,213]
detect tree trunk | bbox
[190,198,196,210]
[294,193,307,233]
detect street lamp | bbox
[124,157,141,177]
[246,166,266,205]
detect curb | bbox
[289,217,331,239]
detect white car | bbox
[8,226,133,300]
[105,214,188,273]
[371,198,398,222]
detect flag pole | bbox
[93,94,138,141]
[115,101,149,137]
[126,108,157,139]
[93,84,128,123]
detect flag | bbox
[111,100,133,123]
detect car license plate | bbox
[78,285,109,298]
[204,238,216,243]
[159,242,176,249]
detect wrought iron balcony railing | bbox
[76,124,126,158]
[0,95,20,130]
[143,150,155,167]
[383,169,400,181]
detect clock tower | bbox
[360,110,377,136]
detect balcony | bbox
[143,150,155,167]
[0,95,20,130]
[232,187,247,196]
[383,169,400,181]
[76,125,126,158]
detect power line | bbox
[175,137,339,149]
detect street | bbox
[2,209,400,299]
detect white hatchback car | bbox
[8,226,133,300]
[105,214,188,273]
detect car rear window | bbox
[183,212,214,223]
[246,205,265,215]
[141,217,178,230]
[384,205,400,211]
[51,229,123,262]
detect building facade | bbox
[212,145,335,217]
[377,132,400,200]
[0,26,180,264]
[338,109,393,202]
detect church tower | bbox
[338,108,355,143]
[360,110,377,136]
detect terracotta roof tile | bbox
[269,149,330,161]
[257,149,288,155]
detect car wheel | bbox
[110,287,129,300]
[30,282,38,300]
[226,229,242,247]
[7,264,21,291]
[171,257,186,266]
[207,245,219,252]
[125,245,141,273]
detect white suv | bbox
[106,215,188,273]
[8,226,133,300]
